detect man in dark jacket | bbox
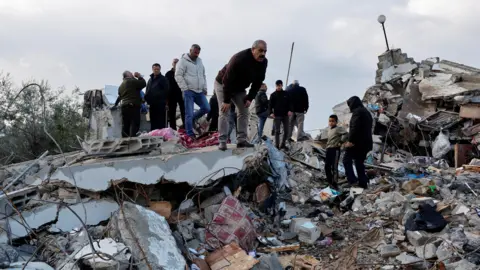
[269,80,293,149]
[165,58,185,130]
[215,40,268,151]
[287,80,309,141]
[145,63,170,131]
[255,83,268,143]
[118,70,146,137]
[343,96,373,188]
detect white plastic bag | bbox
[432,131,451,158]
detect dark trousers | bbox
[208,113,219,132]
[149,103,167,131]
[343,147,368,188]
[168,95,185,130]
[325,147,341,188]
[121,104,141,137]
[274,116,289,148]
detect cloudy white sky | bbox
[1,0,479,131]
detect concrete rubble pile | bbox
[0,49,479,270]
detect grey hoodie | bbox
[174,53,207,93]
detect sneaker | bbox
[218,142,227,151]
[237,141,255,148]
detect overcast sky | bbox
[1,0,479,131]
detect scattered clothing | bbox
[219,49,268,103]
[145,73,169,131]
[166,68,185,129]
[179,130,219,149]
[175,53,210,137]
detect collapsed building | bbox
[0,49,480,270]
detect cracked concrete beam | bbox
[49,146,256,192]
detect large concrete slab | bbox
[419,73,480,101]
[50,146,256,192]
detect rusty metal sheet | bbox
[460,104,480,119]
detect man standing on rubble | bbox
[175,44,210,139]
[216,40,268,151]
[269,80,293,149]
[255,83,269,143]
[287,80,309,141]
[343,96,373,189]
[145,63,169,131]
[165,58,185,130]
[118,70,146,137]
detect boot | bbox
[237,141,255,148]
[218,142,227,151]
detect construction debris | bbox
[1,48,480,270]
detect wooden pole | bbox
[286,42,295,86]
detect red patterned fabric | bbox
[178,129,219,149]
[205,195,257,250]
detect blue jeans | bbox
[257,114,267,142]
[184,90,210,137]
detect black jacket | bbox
[145,73,169,105]
[268,90,293,117]
[288,84,309,113]
[219,48,268,103]
[165,69,182,99]
[255,90,268,115]
[207,93,219,121]
[347,96,373,153]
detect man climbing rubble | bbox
[215,40,268,151]
[343,96,373,189]
[175,44,210,139]
[117,70,146,137]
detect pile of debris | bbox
[0,48,479,270]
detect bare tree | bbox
[0,71,87,165]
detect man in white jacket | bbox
[175,44,210,138]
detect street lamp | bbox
[377,14,390,51]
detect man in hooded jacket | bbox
[343,96,373,188]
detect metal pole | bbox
[382,23,395,65]
[381,24,390,51]
[286,42,295,86]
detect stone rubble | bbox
[0,48,480,270]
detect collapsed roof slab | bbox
[49,146,256,192]
[419,73,480,101]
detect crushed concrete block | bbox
[406,230,437,247]
[380,244,401,258]
[178,219,195,240]
[115,202,186,270]
[415,243,437,259]
[452,204,469,215]
[8,261,54,270]
[74,238,131,270]
[445,259,477,270]
[0,244,19,264]
[395,252,422,265]
[436,241,452,261]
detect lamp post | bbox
[377,14,395,65]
